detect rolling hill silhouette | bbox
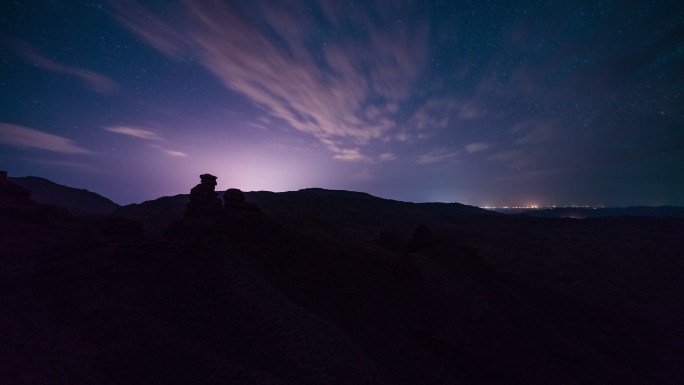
[2,171,683,384]
[114,187,496,237]
[9,176,120,216]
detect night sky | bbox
[1,1,683,207]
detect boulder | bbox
[224,188,261,214]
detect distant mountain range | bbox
[12,174,683,222]
[114,187,497,236]
[8,174,496,233]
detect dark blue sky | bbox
[1,0,683,206]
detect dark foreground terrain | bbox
[2,173,683,384]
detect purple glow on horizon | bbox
[1,1,682,206]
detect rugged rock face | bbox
[185,174,222,217]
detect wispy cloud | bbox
[351,168,375,181]
[378,153,397,161]
[110,1,428,160]
[29,159,99,172]
[104,126,189,157]
[333,148,366,162]
[412,99,455,132]
[160,148,188,157]
[416,148,460,165]
[487,150,525,163]
[0,123,92,154]
[105,126,161,140]
[486,148,553,175]
[411,97,484,134]
[510,119,562,145]
[15,42,119,93]
[465,142,490,154]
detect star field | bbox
[1,0,683,206]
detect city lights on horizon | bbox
[480,204,604,210]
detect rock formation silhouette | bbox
[223,187,244,207]
[185,173,222,217]
[172,175,263,239]
[224,188,261,214]
[184,174,262,219]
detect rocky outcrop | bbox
[224,188,261,214]
[184,175,262,220]
[185,174,222,217]
[173,175,263,239]
[223,188,245,207]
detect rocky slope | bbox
[1,173,683,384]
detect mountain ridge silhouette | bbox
[9,176,120,216]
